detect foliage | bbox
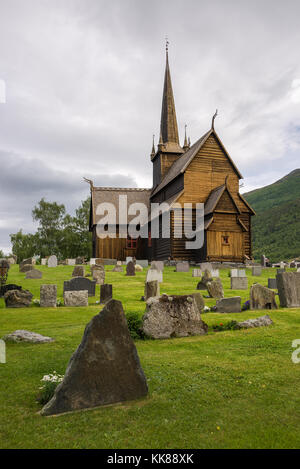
[244,169,300,262]
[242,300,250,311]
[126,312,147,340]
[0,249,4,258]
[36,372,64,405]
[10,197,91,262]
[212,320,240,332]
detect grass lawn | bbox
[1,264,300,449]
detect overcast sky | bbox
[0,0,300,253]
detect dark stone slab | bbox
[4,289,33,308]
[215,297,241,313]
[126,261,135,276]
[0,284,22,298]
[63,276,96,297]
[250,284,278,310]
[268,278,277,289]
[40,299,148,416]
[100,284,113,304]
[276,272,300,307]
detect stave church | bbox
[88,47,255,263]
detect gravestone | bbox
[231,269,246,277]
[4,289,33,308]
[112,265,123,272]
[2,330,54,343]
[40,285,57,307]
[216,297,242,313]
[231,277,248,290]
[276,272,300,307]
[290,262,296,268]
[20,264,33,273]
[176,262,189,272]
[76,257,85,265]
[20,258,33,270]
[126,261,136,276]
[192,292,205,313]
[136,260,148,268]
[64,290,89,307]
[135,264,143,272]
[144,280,160,300]
[268,278,277,289]
[199,262,212,272]
[237,315,273,329]
[0,284,22,298]
[146,266,163,283]
[261,255,267,267]
[126,257,133,264]
[72,266,85,277]
[41,258,47,266]
[250,284,278,310]
[103,259,117,266]
[143,294,208,339]
[100,284,113,304]
[252,266,262,276]
[151,261,164,272]
[89,258,96,265]
[95,258,104,265]
[48,255,57,268]
[64,277,96,297]
[192,269,202,277]
[280,261,285,269]
[207,278,224,299]
[67,259,76,266]
[211,269,220,277]
[197,269,213,290]
[40,299,148,416]
[25,269,43,279]
[277,268,285,275]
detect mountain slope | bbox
[243,169,300,262]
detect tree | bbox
[32,198,66,258]
[0,249,4,258]
[10,230,38,262]
[60,198,92,259]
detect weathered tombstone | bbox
[48,255,57,268]
[143,294,208,339]
[40,299,148,416]
[277,268,285,275]
[136,260,148,268]
[64,290,89,307]
[2,330,54,343]
[126,257,133,264]
[290,262,296,269]
[199,262,212,272]
[95,258,104,265]
[91,264,104,273]
[67,259,76,266]
[144,280,160,300]
[76,257,85,265]
[4,289,33,308]
[146,266,163,283]
[7,257,16,265]
[40,285,57,307]
[231,269,246,277]
[192,269,202,277]
[276,272,300,308]
[280,261,285,269]
[176,262,189,272]
[126,261,136,276]
[261,255,267,267]
[64,277,96,297]
[151,261,164,271]
[103,259,117,266]
[0,284,22,298]
[89,258,96,265]
[100,284,113,304]
[231,276,248,290]
[216,297,241,313]
[250,284,278,310]
[135,264,143,272]
[92,266,105,285]
[268,278,277,289]
[112,265,123,272]
[25,269,43,279]
[20,258,33,270]
[72,266,85,278]
[237,315,273,329]
[20,264,34,273]
[41,258,47,266]
[192,292,205,313]
[206,278,224,299]
[211,269,220,277]
[252,266,262,276]
[197,269,213,290]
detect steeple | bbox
[183,124,190,152]
[150,134,155,159]
[159,42,183,153]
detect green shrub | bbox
[126,312,147,340]
[212,320,240,332]
[36,372,64,405]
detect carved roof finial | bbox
[183,124,189,151]
[150,134,155,158]
[211,109,218,130]
[83,177,94,191]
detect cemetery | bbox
[1,260,300,448]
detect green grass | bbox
[1,264,300,449]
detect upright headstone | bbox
[151,261,164,271]
[136,260,148,268]
[72,266,85,277]
[67,259,76,266]
[144,280,160,300]
[40,300,148,416]
[20,258,33,270]
[126,261,136,276]
[100,284,113,304]
[25,269,43,279]
[216,297,242,313]
[64,277,96,297]
[206,278,224,299]
[41,258,47,266]
[252,266,262,276]
[192,269,202,278]
[261,255,267,267]
[276,272,300,307]
[250,284,278,310]
[112,265,123,272]
[176,262,189,272]
[64,290,89,307]
[146,266,163,283]
[199,262,212,272]
[48,255,57,268]
[76,257,85,265]
[231,277,248,290]
[196,269,213,290]
[89,258,96,265]
[40,285,57,307]
[126,257,133,265]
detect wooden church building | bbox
[89,48,255,263]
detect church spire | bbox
[159,41,181,151]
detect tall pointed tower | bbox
[151,45,184,189]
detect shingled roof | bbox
[90,187,152,226]
[151,128,243,198]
